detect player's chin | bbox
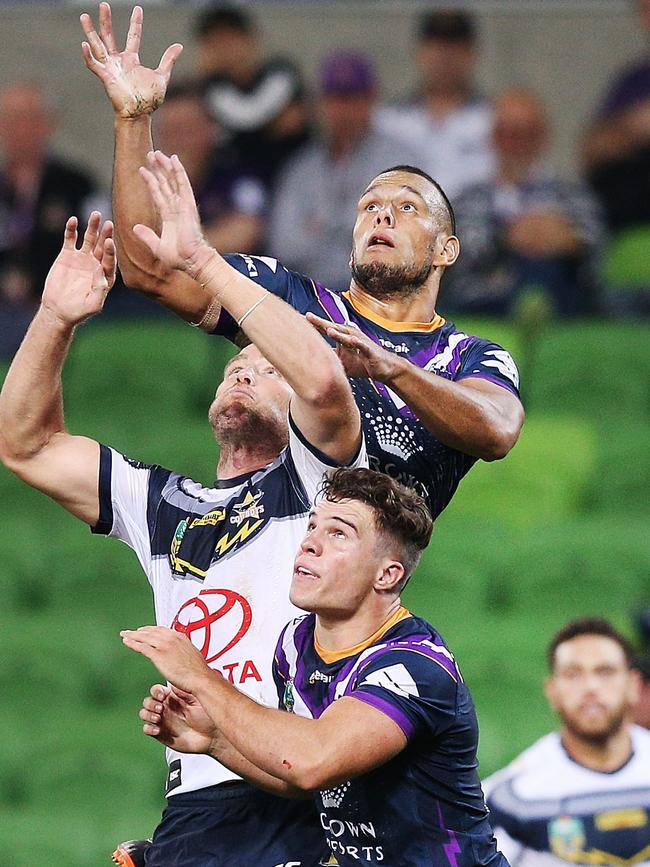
[289,577,318,612]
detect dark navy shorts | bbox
[145,780,325,867]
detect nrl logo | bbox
[230,490,265,526]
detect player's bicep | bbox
[316,696,407,786]
[12,433,100,525]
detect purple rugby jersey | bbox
[214,254,520,519]
[272,609,509,867]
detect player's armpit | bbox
[297,696,408,791]
[7,434,101,526]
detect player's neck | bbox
[347,280,440,325]
[314,597,403,657]
[216,443,278,480]
[560,724,634,773]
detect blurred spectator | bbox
[195,4,310,188]
[446,89,603,316]
[0,81,103,358]
[484,618,650,865]
[582,0,650,317]
[154,83,266,253]
[268,52,422,290]
[375,9,494,198]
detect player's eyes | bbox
[366,202,379,212]
[401,203,416,212]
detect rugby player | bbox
[80,3,525,519]
[0,153,365,863]
[125,467,508,867]
[484,618,650,865]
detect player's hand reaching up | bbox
[42,212,115,326]
[140,684,217,755]
[306,313,401,383]
[134,150,212,275]
[80,3,182,118]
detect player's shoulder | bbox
[483,732,563,796]
[356,614,463,689]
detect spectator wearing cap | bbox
[268,51,421,290]
[195,4,311,187]
[375,9,495,198]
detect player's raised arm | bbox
[135,150,361,463]
[80,4,209,323]
[0,214,115,524]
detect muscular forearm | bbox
[207,732,309,799]
[387,359,522,460]
[194,671,330,792]
[113,117,211,323]
[0,307,71,462]
[195,252,349,405]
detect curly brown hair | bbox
[319,467,433,588]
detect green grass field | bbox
[0,316,648,865]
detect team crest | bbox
[230,489,265,525]
[548,815,586,859]
[283,679,295,713]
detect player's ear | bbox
[544,675,558,710]
[375,560,404,594]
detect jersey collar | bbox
[342,291,446,334]
[315,606,412,665]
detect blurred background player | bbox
[81,4,524,522]
[269,51,422,290]
[194,3,310,189]
[126,468,509,867]
[484,618,650,865]
[375,8,494,198]
[0,144,364,865]
[447,88,603,317]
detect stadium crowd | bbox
[0,3,648,866]
[1,4,650,359]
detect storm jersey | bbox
[215,254,520,518]
[92,415,366,796]
[484,728,650,866]
[273,609,508,867]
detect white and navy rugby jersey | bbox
[484,727,650,866]
[92,416,366,796]
[273,609,508,867]
[214,254,521,519]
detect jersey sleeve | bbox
[455,338,520,398]
[351,647,459,741]
[212,254,316,340]
[90,444,172,577]
[286,411,367,505]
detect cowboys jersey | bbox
[273,608,508,867]
[92,414,366,796]
[214,254,520,519]
[484,727,650,866]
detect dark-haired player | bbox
[484,618,650,865]
[126,467,509,867]
[80,3,524,519]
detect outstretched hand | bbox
[80,3,182,118]
[306,313,400,382]
[42,212,115,326]
[140,684,216,755]
[121,624,216,694]
[133,150,210,274]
